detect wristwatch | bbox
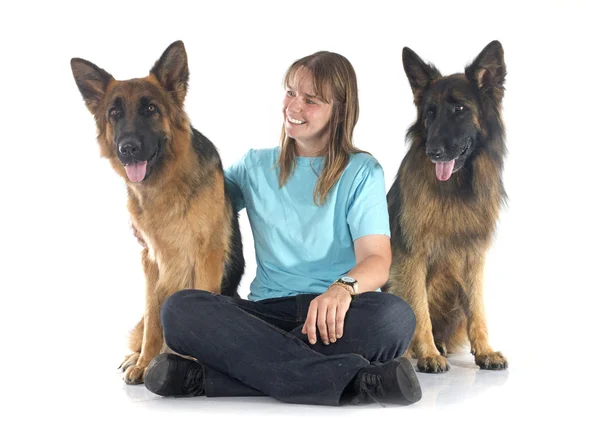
[332,276,359,296]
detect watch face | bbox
[341,276,357,284]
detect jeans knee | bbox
[161,290,217,331]
[161,290,190,328]
[161,289,218,352]
[356,292,416,359]
[393,296,416,335]
[378,294,415,341]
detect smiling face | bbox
[282,68,334,156]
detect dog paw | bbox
[123,364,146,384]
[417,354,450,373]
[475,351,508,370]
[119,352,140,372]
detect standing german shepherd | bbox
[71,41,244,384]
[386,41,508,373]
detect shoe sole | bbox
[144,354,173,396]
[395,357,422,403]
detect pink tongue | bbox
[435,159,455,181]
[125,161,147,182]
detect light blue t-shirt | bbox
[225,147,390,301]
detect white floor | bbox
[26,349,587,428]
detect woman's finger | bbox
[336,299,351,339]
[327,304,337,343]
[304,301,318,345]
[317,302,330,345]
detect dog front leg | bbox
[390,252,450,373]
[119,317,143,372]
[464,253,508,370]
[193,244,225,293]
[122,249,162,384]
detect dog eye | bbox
[454,105,464,112]
[109,107,119,117]
[147,104,157,113]
[426,108,435,117]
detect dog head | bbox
[71,41,190,183]
[402,41,506,181]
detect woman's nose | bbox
[287,96,302,112]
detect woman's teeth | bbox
[288,117,305,125]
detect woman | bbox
[140,51,421,406]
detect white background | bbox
[2,0,598,426]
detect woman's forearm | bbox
[345,254,391,293]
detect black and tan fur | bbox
[71,41,244,384]
[386,41,508,373]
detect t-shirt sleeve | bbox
[224,151,249,213]
[346,161,391,240]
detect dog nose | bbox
[119,139,141,157]
[426,147,445,160]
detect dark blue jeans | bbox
[161,289,416,406]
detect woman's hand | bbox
[302,285,352,345]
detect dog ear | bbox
[402,47,441,102]
[465,40,506,102]
[150,40,189,107]
[71,58,114,116]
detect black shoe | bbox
[144,354,205,397]
[350,356,422,405]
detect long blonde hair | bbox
[276,51,365,205]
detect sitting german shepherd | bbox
[71,41,244,384]
[386,41,508,373]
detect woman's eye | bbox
[286,90,294,97]
[306,99,315,105]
